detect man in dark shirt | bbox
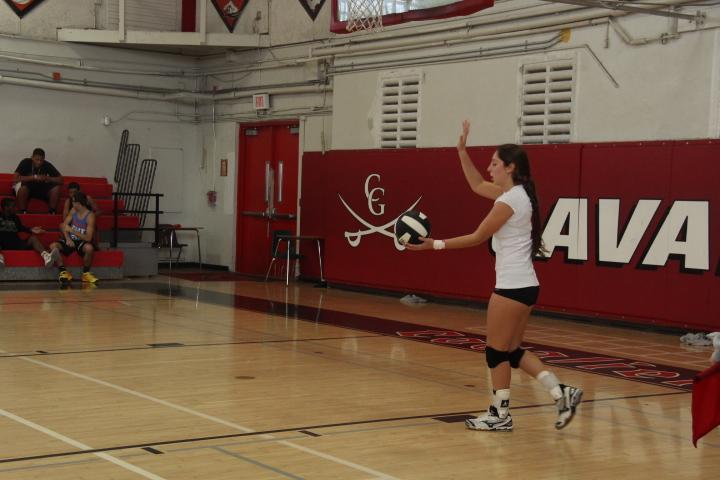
[13,147,63,214]
[0,198,56,268]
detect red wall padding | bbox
[300,141,720,330]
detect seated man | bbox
[14,148,63,214]
[0,198,56,268]
[62,182,99,219]
[49,192,98,284]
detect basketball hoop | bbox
[345,0,383,32]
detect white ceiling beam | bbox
[57,29,263,48]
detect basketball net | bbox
[346,0,384,32]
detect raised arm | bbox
[457,120,502,201]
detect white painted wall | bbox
[267,0,332,44]
[331,10,720,149]
[172,121,238,267]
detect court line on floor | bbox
[0,407,166,479]
[0,391,687,465]
[0,335,382,359]
[0,297,161,306]
[212,446,306,480]
[1,351,401,480]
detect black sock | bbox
[83,266,90,273]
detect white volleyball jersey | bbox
[491,185,540,289]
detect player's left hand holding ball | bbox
[404,237,433,251]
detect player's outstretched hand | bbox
[457,120,470,151]
[404,237,434,251]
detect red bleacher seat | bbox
[17,232,59,245]
[0,180,112,198]
[0,197,126,214]
[0,173,108,184]
[0,249,123,268]
[17,213,140,231]
[97,215,140,230]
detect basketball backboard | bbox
[331,0,494,33]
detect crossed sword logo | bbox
[338,193,423,250]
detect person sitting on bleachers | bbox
[62,182,99,219]
[0,198,56,268]
[14,148,63,214]
[49,192,98,284]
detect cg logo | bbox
[365,174,385,216]
[338,173,422,250]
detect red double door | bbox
[235,121,299,275]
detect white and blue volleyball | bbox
[394,210,431,246]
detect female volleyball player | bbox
[406,120,582,431]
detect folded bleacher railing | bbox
[111,192,163,248]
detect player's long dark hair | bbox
[496,144,547,257]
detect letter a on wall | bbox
[298,0,326,20]
[2,0,47,18]
[210,0,248,32]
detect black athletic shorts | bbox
[57,238,94,256]
[493,286,540,307]
[22,182,56,201]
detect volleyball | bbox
[394,210,431,245]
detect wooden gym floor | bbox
[0,277,717,479]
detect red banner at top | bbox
[210,0,248,32]
[2,0,46,18]
[298,0,326,20]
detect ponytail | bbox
[496,143,547,258]
[521,178,547,258]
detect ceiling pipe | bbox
[541,0,705,22]
[0,51,201,77]
[0,73,330,103]
[330,31,567,74]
